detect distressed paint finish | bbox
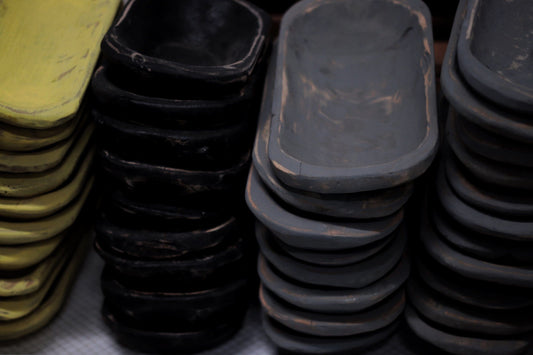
[0,0,120,128]
[269,0,438,194]
[0,233,64,271]
[457,0,533,113]
[441,0,533,143]
[0,234,90,341]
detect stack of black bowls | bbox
[90,0,271,353]
[246,1,439,353]
[406,1,533,354]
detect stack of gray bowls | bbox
[246,0,439,353]
[406,1,533,354]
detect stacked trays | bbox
[245,0,438,353]
[91,0,271,353]
[0,0,119,341]
[407,1,533,354]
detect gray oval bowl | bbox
[268,0,438,194]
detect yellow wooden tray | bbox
[0,177,93,245]
[0,0,120,129]
[0,163,93,220]
[0,111,79,152]
[0,232,89,340]
[0,124,94,198]
[0,112,89,173]
[0,232,65,271]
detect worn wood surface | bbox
[268,0,437,194]
[457,0,533,113]
[101,0,271,96]
[245,168,403,251]
[0,0,120,129]
[440,0,533,143]
[253,51,413,219]
[258,253,409,314]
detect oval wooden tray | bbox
[436,164,533,242]
[455,115,533,168]
[457,0,533,113]
[101,0,270,96]
[102,302,245,354]
[245,168,403,251]
[256,222,406,289]
[420,216,533,288]
[0,126,93,198]
[260,285,404,337]
[268,0,437,194]
[416,253,533,311]
[93,109,253,170]
[0,179,92,245]
[0,232,89,341]
[0,0,120,129]
[431,201,533,265]
[440,0,533,143]
[99,148,250,197]
[276,231,394,267]
[102,267,248,326]
[405,306,531,355]
[95,212,242,260]
[446,110,533,191]
[91,65,262,129]
[408,276,533,336]
[0,111,80,152]
[252,50,413,219]
[258,253,409,314]
[263,314,399,355]
[445,152,533,218]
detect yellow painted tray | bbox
[0,232,65,271]
[0,0,120,129]
[0,178,93,245]
[0,164,93,220]
[0,111,79,152]
[0,232,89,340]
[0,124,94,198]
[0,112,89,173]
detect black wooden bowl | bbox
[258,253,409,314]
[101,0,271,96]
[444,152,533,218]
[440,0,533,143]
[245,168,403,251]
[102,302,245,354]
[94,237,245,281]
[416,254,533,311]
[268,0,437,194]
[263,314,399,355]
[408,275,533,336]
[252,52,413,219]
[95,212,242,260]
[101,267,248,326]
[260,285,405,337]
[93,109,253,170]
[110,188,235,229]
[99,148,250,196]
[256,222,406,289]
[405,306,532,355]
[457,0,533,113]
[91,65,262,129]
